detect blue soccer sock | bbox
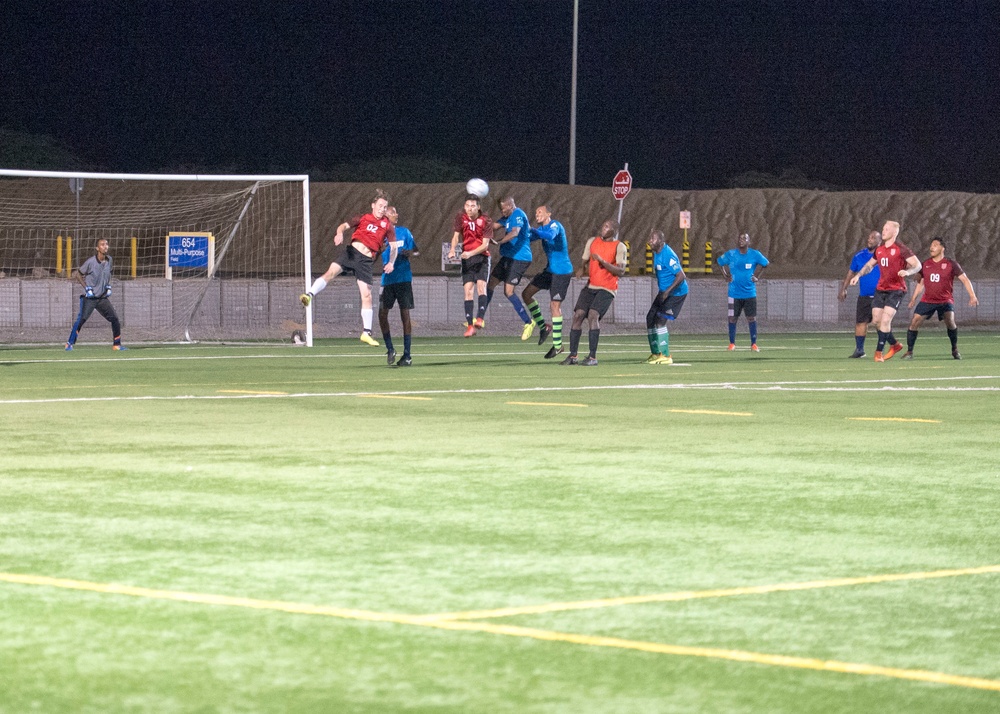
[403,334,412,357]
[856,335,865,351]
[749,321,758,344]
[383,333,394,352]
[728,322,737,344]
[507,294,531,324]
[876,330,887,352]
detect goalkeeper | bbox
[65,238,127,351]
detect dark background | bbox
[3,1,999,191]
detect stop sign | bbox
[612,168,632,200]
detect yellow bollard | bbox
[644,243,653,274]
[56,235,63,275]
[131,237,137,278]
[66,237,73,275]
[622,240,630,275]
[704,241,713,274]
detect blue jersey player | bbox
[645,230,688,365]
[378,206,419,366]
[486,197,535,339]
[717,232,769,352]
[838,230,881,358]
[522,205,574,359]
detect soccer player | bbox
[448,194,494,337]
[901,237,978,360]
[838,229,881,358]
[717,232,769,352]
[65,238,127,351]
[644,230,688,365]
[300,189,397,346]
[561,219,626,366]
[521,204,573,359]
[379,206,420,367]
[486,197,535,339]
[849,219,920,362]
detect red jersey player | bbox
[448,194,493,336]
[902,237,979,360]
[849,220,921,362]
[300,189,397,346]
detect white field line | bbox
[2,375,999,405]
[0,345,820,366]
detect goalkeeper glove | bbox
[85,286,95,298]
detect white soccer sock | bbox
[308,277,328,295]
[361,308,373,331]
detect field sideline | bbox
[2,332,998,712]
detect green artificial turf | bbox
[1,332,998,712]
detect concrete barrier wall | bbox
[1,276,995,343]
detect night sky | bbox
[4,1,1000,191]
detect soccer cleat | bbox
[952,350,962,360]
[521,321,534,341]
[654,355,673,365]
[848,349,866,358]
[900,351,913,360]
[359,332,380,346]
[386,349,396,366]
[580,356,599,366]
[560,355,579,366]
[874,351,884,363]
[474,317,485,329]
[750,344,760,352]
[884,342,904,360]
[113,344,128,351]
[545,346,564,360]
[727,343,736,351]
[64,343,73,351]
[396,355,412,367]
[299,292,313,307]
[645,353,662,364]
[463,324,477,338]
[538,324,552,345]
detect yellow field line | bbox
[506,401,588,408]
[0,572,423,625]
[217,389,289,396]
[356,394,433,401]
[847,417,942,423]
[2,571,999,693]
[434,620,1000,693]
[420,565,1000,622]
[667,408,753,416]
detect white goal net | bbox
[0,169,311,345]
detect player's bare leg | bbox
[300,262,344,306]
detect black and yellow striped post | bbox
[681,238,690,270]
[622,240,630,275]
[644,243,653,274]
[704,241,713,274]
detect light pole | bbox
[569,0,579,185]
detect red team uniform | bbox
[350,212,395,255]
[917,258,964,304]
[453,211,493,254]
[874,241,916,292]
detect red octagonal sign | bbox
[612,169,632,200]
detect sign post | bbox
[612,164,632,237]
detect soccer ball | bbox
[466,178,489,198]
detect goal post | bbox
[0,168,313,345]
